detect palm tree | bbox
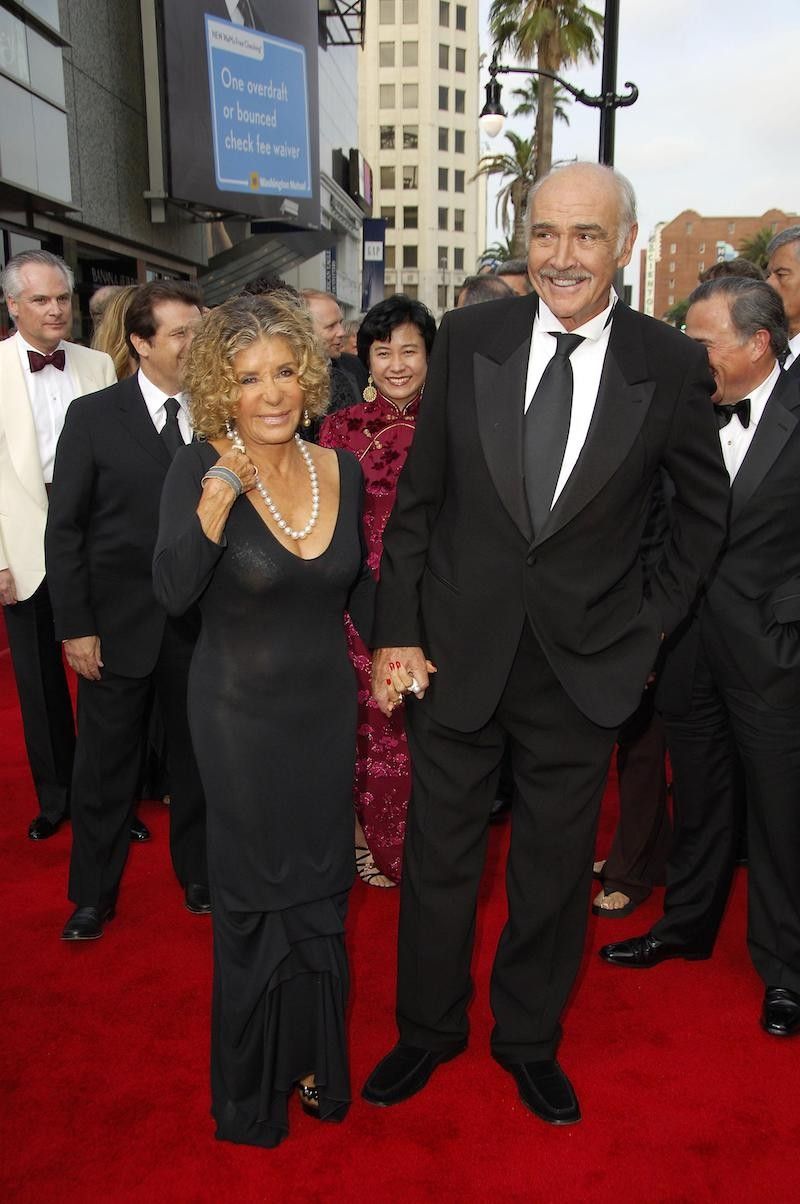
[738,228,774,272]
[663,298,689,329]
[480,234,518,267]
[473,131,537,257]
[489,0,603,179]
[510,75,571,127]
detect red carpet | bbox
[0,647,796,1203]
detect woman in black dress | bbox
[153,293,377,1147]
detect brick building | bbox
[639,208,798,319]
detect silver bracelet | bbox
[201,466,243,498]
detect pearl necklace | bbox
[227,426,320,541]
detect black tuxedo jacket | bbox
[45,375,195,678]
[375,295,730,731]
[660,372,800,713]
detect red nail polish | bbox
[386,678,392,685]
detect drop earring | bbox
[225,418,235,440]
[362,375,377,403]
[302,408,311,428]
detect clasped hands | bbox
[371,646,437,717]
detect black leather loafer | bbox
[362,1042,466,1106]
[28,815,62,841]
[761,986,800,1037]
[599,932,706,969]
[495,1058,580,1125]
[61,905,115,941]
[184,883,211,914]
[129,816,151,842]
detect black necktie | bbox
[524,332,585,535]
[161,398,184,458]
[714,399,750,429]
[28,349,66,372]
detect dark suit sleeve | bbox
[372,315,450,649]
[152,446,225,616]
[45,400,99,640]
[345,459,376,646]
[648,340,729,636]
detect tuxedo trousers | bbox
[68,616,207,909]
[4,578,75,822]
[655,640,800,992]
[398,621,617,1061]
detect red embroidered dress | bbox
[318,390,420,882]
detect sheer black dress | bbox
[153,443,374,1147]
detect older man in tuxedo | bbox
[46,281,209,940]
[766,226,800,381]
[601,277,800,1039]
[0,250,116,840]
[361,163,730,1125]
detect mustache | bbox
[538,270,591,283]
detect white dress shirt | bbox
[137,369,192,445]
[524,291,616,507]
[717,362,781,482]
[784,331,800,371]
[15,332,77,484]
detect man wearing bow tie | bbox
[0,251,115,841]
[46,281,209,940]
[602,277,800,1040]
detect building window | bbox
[380,165,396,189]
[438,207,448,230]
[403,125,418,149]
[438,86,448,110]
[698,262,705,273]
[728,222,736,235]
[669,278,675,289]
[455,4,466,30]
[438,284,449,309]
[379,41,395,67]
[402,166,418,189]
[403,41,418,66]
[439,1,449,26]
[439,44,449,69]
[381,206,395,229]
[385,245,396,269]
[698,241,705,253]
[404,284,419,300]
[380,125,395,149]
[379,0,395,23]
[403,206,418,228]
[403,83,418,107]
[438,127,449,151]
[455,47,466,72]
[668,294,675,305]
[453,208,464,232]
[402,0,418,22]
[454,169,465,192]
[686,221,693,234]
[380,84,396,108]
[453,247,465,271]
[669,261,675,272]
[669,242,677,253]
[454,90,465,114]
[454,129,465,154]
[438,246,448,268]
[403,245,418,268]
[438,167,449,190]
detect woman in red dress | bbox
[319,296,436,886]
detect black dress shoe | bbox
[362,1042,466,1106]
[761,986,800,1037]
[184,883,211,914]
[61,905,115,941]
[28,815,62,840]
[129,816,151,842]
[599,932,706,969]
[495,1058,581,1126]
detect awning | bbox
[198,227,337,304]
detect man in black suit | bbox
[766,226,800,382]
[46,282,209,940]
[601,277,800,1040]
[361,163,730,1124]
[302,289,368,414]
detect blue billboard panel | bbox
[205,15,312,199]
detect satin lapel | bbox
[116,376,172,469]
[536,304,655,545]
[730,379,800,521]
[0,338,48,509]
[474,338,532,541]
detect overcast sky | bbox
[478,0,800,298]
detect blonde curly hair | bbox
[185,292,330,438]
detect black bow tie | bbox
[28,348,66,373]
[715,398,750,429]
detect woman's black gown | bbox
[153,443,374,1147]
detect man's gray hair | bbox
[688,276,789,360]
[1,249,74,301]
[525,162,637,255]
[766,225,800,261]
